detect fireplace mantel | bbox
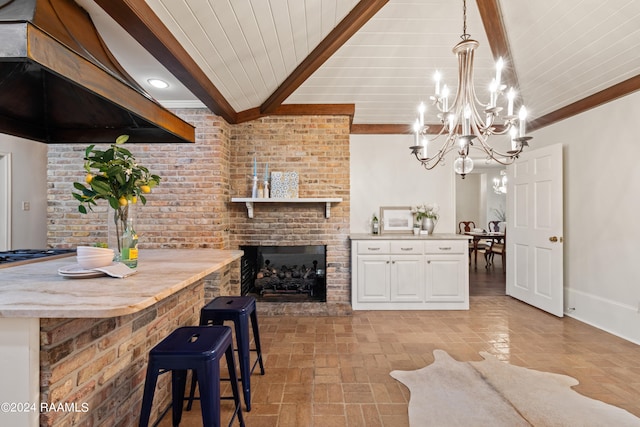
[232,197,342,218]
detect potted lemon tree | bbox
[72,135,161,265]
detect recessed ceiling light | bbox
[147,78,169,89]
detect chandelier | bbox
[493,170,507,194]
[409,0,532,178]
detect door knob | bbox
[549,236,558,242]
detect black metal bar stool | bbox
[196,296,265,411]
[139,326,244,427]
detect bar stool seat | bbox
[197,296,265,411]
[139,326,244,427]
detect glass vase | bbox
[108,203,135,263]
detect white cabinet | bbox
[351,237,469,310]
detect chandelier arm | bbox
[413,146,449,170]
[471,139,524,162]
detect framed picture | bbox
[380,206,414,235]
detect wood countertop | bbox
[0,249,243,318]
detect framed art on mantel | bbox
[380,206,414,235]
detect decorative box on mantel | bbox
[270,171,299,198]
[231,197,343,218]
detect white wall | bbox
[350,134,456,234]
[455,173,481,230]
[530,91,640,344]
[0,134,48,249]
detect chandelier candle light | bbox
[409,0,532,178]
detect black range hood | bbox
[0,0,194,144]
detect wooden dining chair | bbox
[488,221,500,233]
[458,221,476,234]
[458,221,480,264]
[486,230,506,273]
[487,220,504,245]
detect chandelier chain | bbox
[461,0,470,41]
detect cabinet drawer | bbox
[424,240,466,254]
[358,241,391,254]
[390,241,423,254]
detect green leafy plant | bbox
[72,135,161,251]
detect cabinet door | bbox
[425,255,467,302]
[390,255,424,302]
[357,255,390,302]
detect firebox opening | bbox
[241,245,326,302]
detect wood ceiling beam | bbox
[475,0,519,93]
[93,0,237,124]
[237,104,355,125]
[260,0,389,114]
[529,74,640,132]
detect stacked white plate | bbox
[58,264,106,278]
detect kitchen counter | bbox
[0,249,243,318]
[350,232,471,240]
[0,249,243,427]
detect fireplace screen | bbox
[240,245,326,302]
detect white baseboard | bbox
[564,288,640,345]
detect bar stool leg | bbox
[225,344,245,427]
[139,362,159,427]
[171,369,188,426]
[196,362,220,427]
[249,310,265,375]
[234,314,252,411]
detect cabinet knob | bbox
[439,247,452,251]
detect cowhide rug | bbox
[390,350,640,427]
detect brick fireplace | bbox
[229,115,352,315]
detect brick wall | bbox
[39,280,204,426]
[47,109,231,250]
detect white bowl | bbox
[77,252,114,269]
[77,246,114,255]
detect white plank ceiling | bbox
[82,0,640,127]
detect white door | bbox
[506,144,564,317]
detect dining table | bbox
[464,231,505,268]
